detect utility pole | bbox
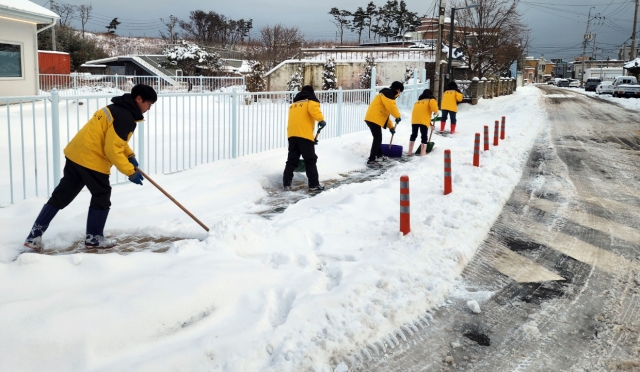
[434,0,447,105]
[581,7,595,83]
[591,34,597,59]
[631,0,639,60]
[50,0,56,51]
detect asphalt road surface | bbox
[357,86,640,372]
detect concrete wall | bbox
[0,19,38,97]
[267,60,427,91]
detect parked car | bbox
[547,80,555,85]
[584,78,602,92]
[596,81,613,95]
[557,79,570,87]
[568,79,581,88]
[611,76,640,98]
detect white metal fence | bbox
[1,68,429,206]
[39,74,245,96]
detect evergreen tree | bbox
[365,2,377,42]
[322,58,337,91]
[160,40,222,76]
[351,7,367,44]
[246,61,266,93]
[106,18,121,34]
[403,66,414,84]
[360,55,376,89]
[286,64,304,91]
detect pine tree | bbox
[160,40,222,76]
[360,55,376,89]
[322,58,337,91]
[246,61,266,100]
[404,66,414,84]
[286,64,304,91]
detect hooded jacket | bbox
[287,88,324,141]
[364,88,400,129]
[64,94,142,176]
[411,95,439,127]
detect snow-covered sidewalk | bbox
[0,86,547,371]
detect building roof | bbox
[0,0,59,24]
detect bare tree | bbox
[246,24,304,72]
[53,2,76,28]
[160,15,178,44]
[451,0,528,78]
[77,4,92,38]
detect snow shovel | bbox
[415,115,440,155]
[136,168,210,232]
[294,121,326,172]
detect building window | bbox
[0,43,22,78]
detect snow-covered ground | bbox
[1,85,556,371]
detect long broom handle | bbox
[136,168,210,232]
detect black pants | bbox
[441,110,457,124]
[366,121,383,161]
[410,124,429,144]
[283,137,319,187]
[47,158,112,210]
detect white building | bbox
[0,0,58,96]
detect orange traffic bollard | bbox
[473,133,480,167]
[400,175,410,235]
[500,116,506,140]
[484,125,489,151]
[444,150,452,195]
[493,120,499,146]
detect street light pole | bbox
[447,4,479,86]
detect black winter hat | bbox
[418,89,434,100]
[301,85,315,94]
[391,81,405,92]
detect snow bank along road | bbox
[362,85,640,371]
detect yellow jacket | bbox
[364,88,400,129]
[64,94,142,176]
[411,98,439,127]
[441,89,463,112]
[287,98,324,141]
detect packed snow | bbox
[1,85,549,371]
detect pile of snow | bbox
[0,86,546,371]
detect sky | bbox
[33,0,640,62]
[1,83,549,371]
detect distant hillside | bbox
[84,32,167,57]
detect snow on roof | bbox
[38,50,69,55]
[0,0,59,23]
[623,58,640,69]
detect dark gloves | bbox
[318,120,327,129]
[395,117,401,124]
[128,171,144,185]
[314,139,319,145]
[390,128,396,135]
[128,156,139,168]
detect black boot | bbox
[85,208,117,248]
[24,204,59,250]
